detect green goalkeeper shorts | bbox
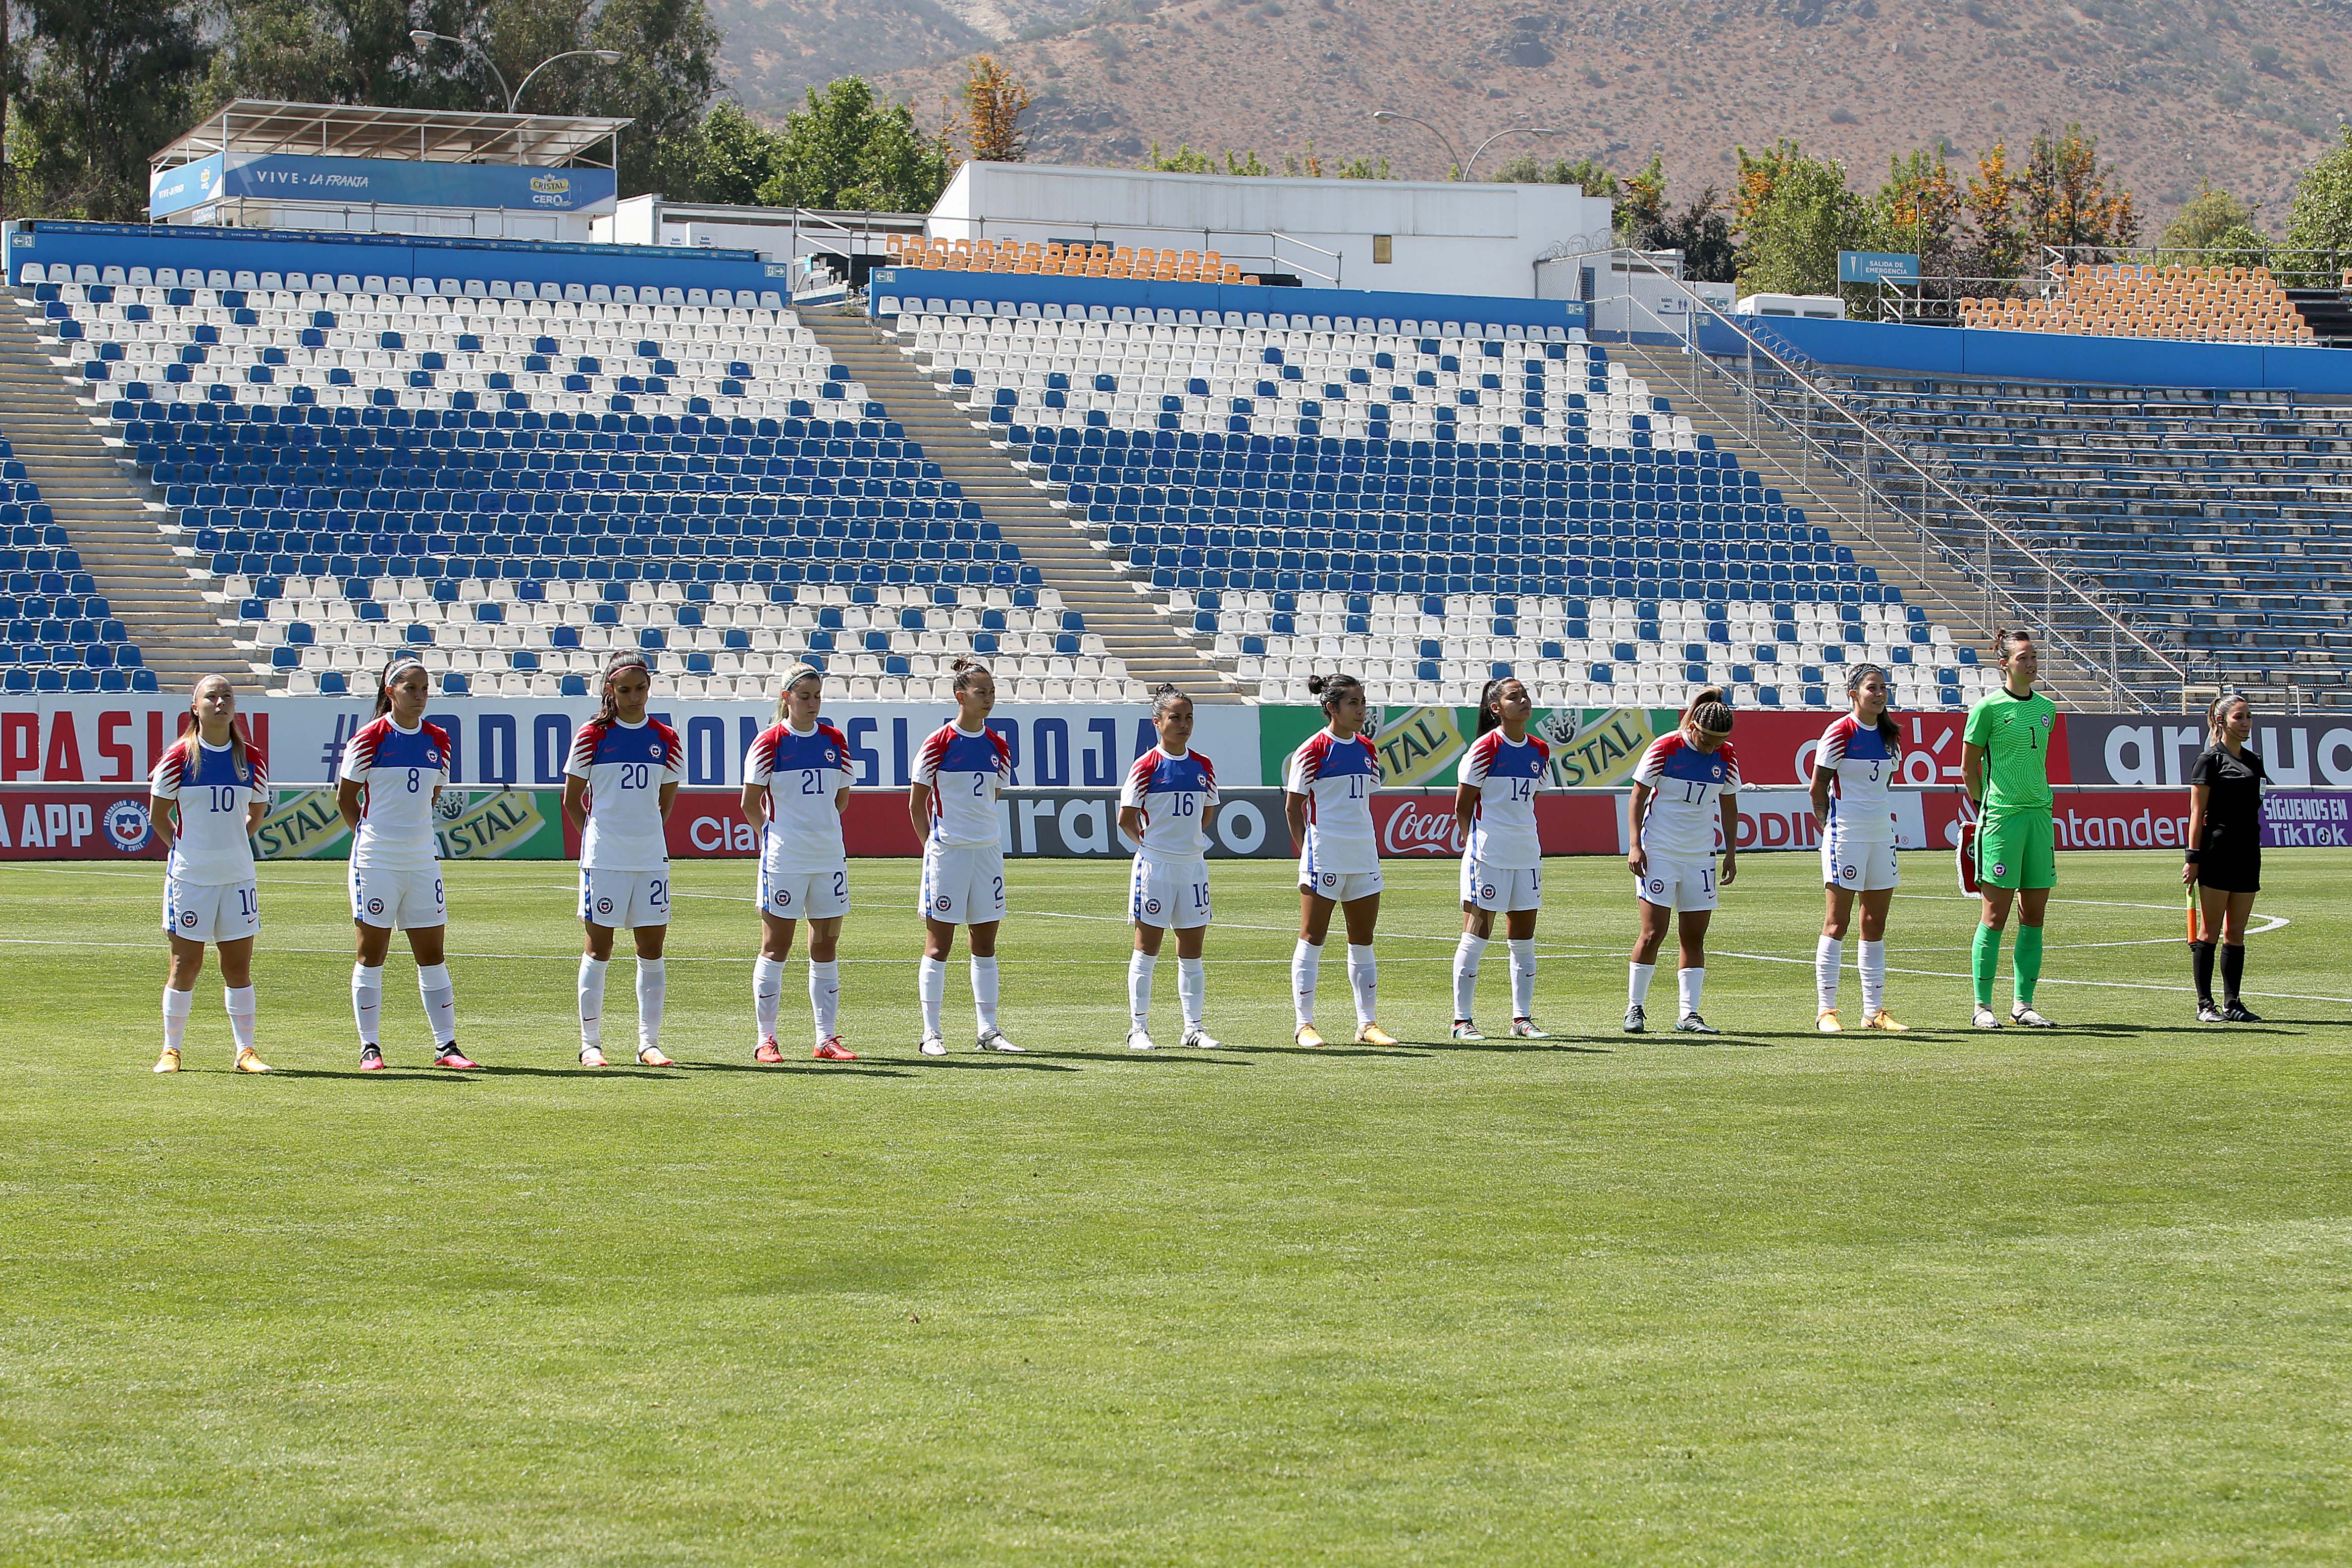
[1975,807,2057,891]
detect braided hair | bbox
[594,650,652,729]
[1846,663,1900,749]
[1684,685,1735,739]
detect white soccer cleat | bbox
[919,1034,948,1057]
[1181,1026,1221,1050]
[1508,1018,1550,1039]
[977,1028,1023,1053]
[1675,1013,1720,1035]
[1451,1019,1485,1042]
[579,1045,607,1068]
[1126,1028,1158,1052]
[1972,1006,2004,1030]
[2010,1005,2058,1029]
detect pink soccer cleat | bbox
[813,1037,856,1061]
[753,1038,786,1064]
[433,1045,479,1070]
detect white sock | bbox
[1508,938,1537,1020]
[578,956,609,1048]
[1451,932,1488,1022]
[1815,934,1843,1014]
[810,960,841,1044]
[1291,939,1321,1025]
[1628,961,1656,1009]
[416,963,456,1048]
[1860,939,1888,1017]
[753,954,785,1043]
[1347,943,1378,1028]
[918,955,947,1038]
[636,959,665,1055]
[224,984,256,1057]
[1679,965,1705,1019]
[351,963,382,1047]
[970,955,1000,1033]
[163,985,193,1053]
[1128,950,1157,1031]
[1177,956,1206,1030]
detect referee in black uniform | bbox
[2184,693,2265,1023]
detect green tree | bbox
[2018,121,2138,255]
[1867,146,1963,278]
[17,0,206,219]
[1616,154,1665,246]
[1961,140,2028,280]
[1142,142,1213,173]
[651,99,785,204]
[1489,152,1617,196]
[758,77,954,212]
[2158,181,2270,267]
[2282,127,2352,281]
[1734,141,1865,296]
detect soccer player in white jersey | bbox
[562,651,686,1068]
[742,662,857,1062]
[1809,664,1910,1033]
[1284,671,1396,1048]
[1451,676,1553,1041]
[909,658,1018,1056]
[337,656,477,1070]
[148,675,271,1074]
[1625,688,1741,1035]
[1118,685,1221,1051]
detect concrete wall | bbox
[928,162,1612,300]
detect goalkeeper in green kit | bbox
[1961,629,2061,1029]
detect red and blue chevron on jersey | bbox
[566,716,686,872]
[746,719,854,872]
[1815,714,1901,843]
[339,716,453,870]
[1460,729,1550,870]
[916,721,1012,848]
[150,737,266,885]
[1120,745,1218,859]
[1285,727,1382,876]
[1632,732,1741,860]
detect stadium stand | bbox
[1758,368,2352,707]
[1959,263,2319,345]
[884,235,1252,285]
[13,274,1145,703]
[0,418,154,695]
[877,301,1996,710]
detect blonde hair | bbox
[185,675,252,786]
[773,663,824,726]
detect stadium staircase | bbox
[0,302,245,687]
[1612,339,2110,707]
[797,308,1250,700]
[2286,287,2352,349]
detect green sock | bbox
[1972,923,2001,1009]
[2013,924,2044,1009]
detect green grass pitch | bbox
[6,848,2351,1565]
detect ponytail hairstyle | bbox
[1993,626,2034,668]
[187,674,251,787]
[375,654,428,718]
[1305,671,1365,716]
[950,656,992,694]
[1846,663,1900,749]
[1149,682,1191,719]
[2208,691,2251,743]
[773,662,825,727]
[1474,675,1525,737]
[1684,685,1735,740]
[594,650,651,729]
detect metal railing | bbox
[1607,278,2197,712]
[1268,231,1342,289]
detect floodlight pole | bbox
[1370,111,1565,180]
[408,32,623,116]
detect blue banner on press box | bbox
[1837,251,1921,285]
[151,154,616,219]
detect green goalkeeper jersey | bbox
[1963,687,2059,812]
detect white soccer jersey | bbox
[747,719,854,872]
[1285,727,1382,876]
[1633,733,1741,860]
[1816,714,1901,843]
[150,737,265,884]
[1460,729,1550,870]
[339,715,452,871]
[915,721,1012,849]
[1121,746,1218,859]
[566,717,686,872]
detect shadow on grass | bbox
[907,1056,1081,1073]
[1021,1050,1250,1066]
[1406,1037,1616,1055]
[1246,1044,1430,1059]
[254,1067,481,1082]
[676,1061,916,1079]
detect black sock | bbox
[2190,940,2216,1006]
[2221,944,2245,1005]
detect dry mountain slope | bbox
[843,0,2352,228]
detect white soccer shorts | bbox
[163,876,260,944]
[579,867,671,928]
[349,862,446,929]
[1299,860,1383,904]
[919,842,1007,926]
[1461,856,1543,913]
[759,864,851,922]
[1634,853,1719,914]
[1821,833,1900,893]
[1130,854,1212,929]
